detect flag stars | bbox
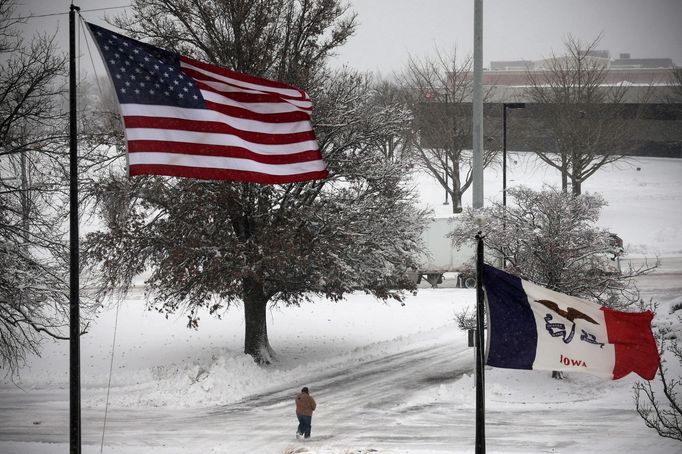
[93,26,204,109]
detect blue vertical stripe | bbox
[483,265,538,369]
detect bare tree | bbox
[84,0,428,364]
[635,313,682,442]
[367,79,414,165]
[668,66,682,103]
[0,0,75,376]
[399,49,498,213]
[525,35,638,195]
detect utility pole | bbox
[473,1,486,451]
[472,0,484,209]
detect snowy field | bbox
[0,155,681,454]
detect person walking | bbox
[295,386,316,440]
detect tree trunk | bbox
[560,153,568,193]
[451,158,463,214]
[242,276,274,364]
[571,177,582,196]
[571,152,582,195]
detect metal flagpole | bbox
[475,232,486,454]
[69,4,81,454]
[472,0,484,209]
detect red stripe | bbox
[127,141,322,164]
[179,55,306,97]
[130,163,328,184]
[124,116,316,145]
[204,100,310,124]
[188,74,305,105]
[602,307,659,380]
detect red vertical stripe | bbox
[603,308,659,380]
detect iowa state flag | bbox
[483,265,659,380]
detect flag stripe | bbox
[203,98,310,123]
[603,308,659,380]
[120,104,314,134]
[193,80,312,111]
[123,116,317,144]
[127,141,324,164]
[196,79,312,111]
[179,56,308,100]
[128,152,327,174]
[201,91,312,120]
[130,164,328,184]
[125,128,319,155]
[484,265,538,370]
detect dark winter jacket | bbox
[295,392,316,416]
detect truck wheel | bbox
[464,277,477,288]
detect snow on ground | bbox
[420,153,682,257]
[1,156,681,454]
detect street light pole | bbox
[502,103,525,208]
[444,93,449,205]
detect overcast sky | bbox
[14,0,682,76]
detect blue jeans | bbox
[297,414,312,438]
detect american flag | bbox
[86,23,328,184]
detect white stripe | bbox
[200,89,308,115]
[199,80,313,110]
[120,104,313,135]
[126,128,319,155]
[180,61,304,99]
[129,152,326,175]
[521,279,615,378]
